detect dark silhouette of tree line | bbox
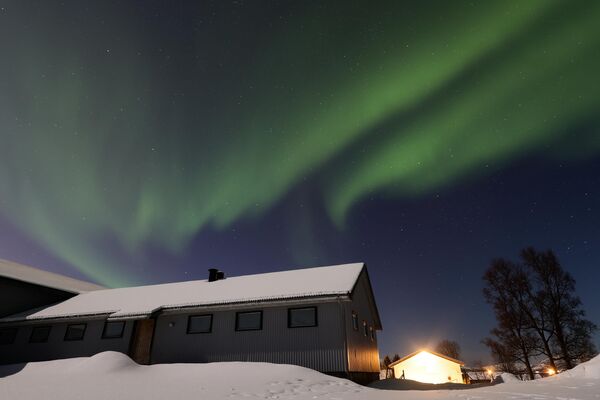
[435,339,462,360]
[483,247,597,379]
[381,353,400,378]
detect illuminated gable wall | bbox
[392,351,463,384]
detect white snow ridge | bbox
[1,352,599,400]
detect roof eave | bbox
[0,292,352,325]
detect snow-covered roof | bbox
[0,258,105,294]
[1,263,366,323]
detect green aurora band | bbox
[0,1,599,286]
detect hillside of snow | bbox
[562,354,600,379]
[1,352,599,400]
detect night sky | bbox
[1,0,599,363]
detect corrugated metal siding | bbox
[0,319,134,365]
[345,270,381,373]
[151,302,347,372]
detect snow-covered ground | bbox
[0,352,598,400]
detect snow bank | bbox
[499,372,522,383]
[0,352,371,400]
[561,355,600,379]
[1,352,600,400]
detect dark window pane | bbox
[30,326,51,343]
[64,324,86,341]
[363,321,368,337]
[289,307,317,328]
[187,315,212,333]
[352,313,359,331]
[370,326,375,340]
[0,328,17,345]
[236,311,262,331]
[102,321,125,339]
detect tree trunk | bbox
[540,334,557,372]
[520,344,535,380]
[554,324,574,369]
[518,295,557,372]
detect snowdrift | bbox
[562,355,600,379]
[499,372,522,383]
[0,352,598,400]
[0,352,367,400]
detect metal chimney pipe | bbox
[208,268,218,282]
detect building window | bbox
[30,326,51,343]
[64,324,86,341]
[0,328,17,345]
[352,312,358,331]
[369,326,375,341]
[362,321,368,337]
[187,314,213,334]
[235,311,262,331]
[288,307,317,328]
[102,321,125,339]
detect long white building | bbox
[0,262,382,384]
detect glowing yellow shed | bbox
[389,350,465,384]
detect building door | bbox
[129,319,155,365]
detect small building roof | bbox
[389,350,465,367]
[1,262,377,324]
[0,258,105,294]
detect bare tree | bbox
[483,248,597,376]
[483,260,538,379]
[521,248,597,369]
[482,338,521,378]
[382,355,393,378]
[435,339,461,360]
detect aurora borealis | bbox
[1,0,599,361]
